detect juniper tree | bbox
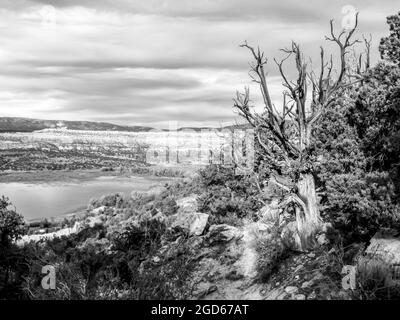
[234,14,367,250]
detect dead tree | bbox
[234,14,366,250]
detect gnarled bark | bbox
[295,173,322,251]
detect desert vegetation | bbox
[2,11,400,300]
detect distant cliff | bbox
[0,117,251,133]
[0,117,154,133]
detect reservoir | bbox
[0,175,174,221]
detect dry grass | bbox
[356,255,400,299]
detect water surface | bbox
[0,175,172,221]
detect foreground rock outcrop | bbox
[366,228,400,265]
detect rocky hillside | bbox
[0,117,154,132]
[5,165,400,300]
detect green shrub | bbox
[356,255,400,299]
[0,196,25,246]
[113,219,165,255]
[197,165,263,223]
[88,193,125,210]
[129,236,196,299]
[153,195,178,216]
[253,219,292,281]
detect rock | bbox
[307,253,316,258]
[294,294,306,300]
[311,272,324,281]
[86,215,103,228]
[91,206,106,215]
[365,228,400,265]
[301,280,314,289]
[264,288,287,300]
[189,213,209,236]
[172,212,209,236]
[276,292,287,300]
[308,291,317,300]
[207,224,242,243]
[207,285,218,294]
[176,195,198,213]
[284,286,298,295]
[72,221,84,233]
[195,284,218,299]
[235,222,259,279]
[317,233,329,246]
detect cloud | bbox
[0,1,398,127]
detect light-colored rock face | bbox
[176,195,198,214]
[190,222,258,300]
[91,206,106,215]
[86,216,103,228]
[235,222,260,279]
[366,230,400,265]
[285,286,298,295]
[17,221,83,245]
[189,220,276,300]
[172,212,209,236]
[169,195,207,236]
[189,213,209,236]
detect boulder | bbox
[284,286,298,295]
[172,212,209,236]
[72,221,84,233]
[301,280,314,289]
[365,228,400,265]
[86,216,103,228]
[91,206,106,215]
[206,224,242,243]
[176,195,198,214]
[189,213,209,236]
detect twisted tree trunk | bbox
[295,173,322,250]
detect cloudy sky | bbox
[0,0,398,128]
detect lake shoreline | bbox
[0,168,135,184]
[0,169,183,223]
[0,164,201,184]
